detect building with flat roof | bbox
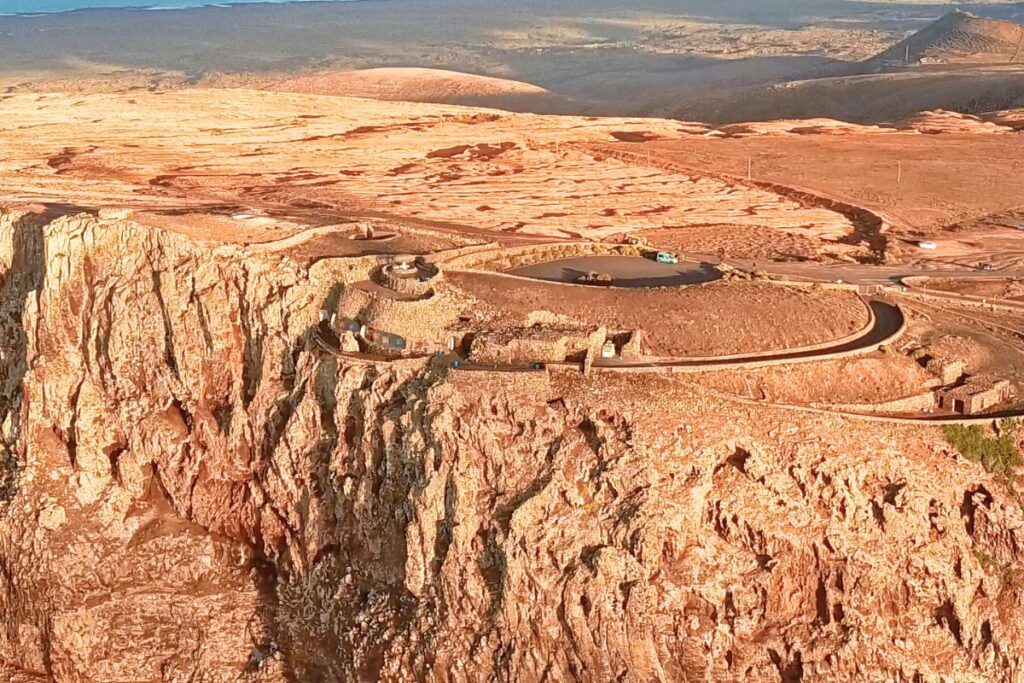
[937,378,1012,415]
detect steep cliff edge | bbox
[2,210,1024,681]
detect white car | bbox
[917,241,937,250]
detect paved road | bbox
[509,255,722,287]
[314,298,903,373]
[594,300,903,369]
[724,257,1024,286]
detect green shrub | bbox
[944,422,1021,476]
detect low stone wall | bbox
[812,391,937,415]
[441,241,644,273]
[376,264,437,297]
[700,385,1024,426]
[471,329,588,365]
[759,278,864,294]
[592,301,906,375]
[637,294,876,364]
[246,222,398,256]
[900,276,1024,313]
[431,241,501,267]
[309,255,380,291]
[330,280,456,355]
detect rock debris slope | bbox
[0,209,1023,681]
[869,11,1024,66]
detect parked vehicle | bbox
[655,251,679,264]
[576,270,614,285]
[917,241,937,250]
[979,263,995,271]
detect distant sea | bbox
[0,0,360,15]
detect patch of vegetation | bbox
[973,548,1018,590]
[944,421,1021,476]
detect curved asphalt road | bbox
[314,299,904,372]
[594,300,903,369]
[509,255,722,288]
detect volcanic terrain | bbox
[1,2,1023,124]
[1,9,1024,679]
[266,68,578,114]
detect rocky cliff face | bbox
[2,210,1024,682]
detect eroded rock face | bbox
[1,210,1024,682]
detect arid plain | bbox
[2,2,1024,682]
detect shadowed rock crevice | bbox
[2,207,1024,682]
[493,437,560,534]
[238,272,265,408]
[247,342,448,680]
[0,213,45,505]
[150,270,181,380]
[935,600,963,647]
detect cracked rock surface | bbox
[1,210,1024,681]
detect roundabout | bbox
[507,254,722,288]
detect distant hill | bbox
[656,12,1024,124]
[868,10,1024,66]
[663,67,1024,124]
[265,67,579,114]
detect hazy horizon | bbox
[0,0,361,15]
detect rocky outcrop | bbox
[2,210,1024,681]
[868,11,1024,66]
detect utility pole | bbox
[747,157,752,181]
[897,161,902,184]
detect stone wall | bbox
[813,391,938,415]
[440,241,644,273]
[470,329,590,365]
[376,264,438,298]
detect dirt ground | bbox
[628,135,1024,235]
[695,354,934,405]
[632,224,830,261]
[905,307,1024,392]
[0,90,867,252]
[623,134,1024,266]
[920,277,1024,301]
[132,211,310,245]
[445,272,869,357]
[281,230,462,267]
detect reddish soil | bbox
[697,355,934,405]
[627,135,1024,236]
[281,231,459,266]
[445,272,869,357]
[633,224,827,261]
[870,11,1024,65]
[0,90,866,253]
[921,277,1024,301]
[132,211,305,244]
[264,67,572,114]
